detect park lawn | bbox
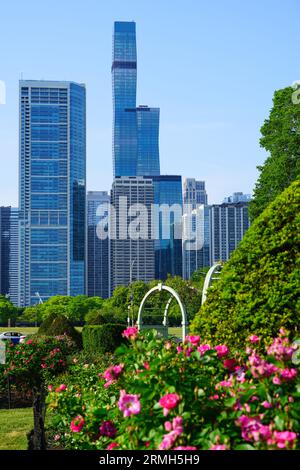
[0,408,33,450]
[0,327,38,335]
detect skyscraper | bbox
[136,106,160,176]
[87,191,110,299]
[152,176,183,280]
[183,178,208,208]
[19,81,86,306]
[0,207,11,297]
[182,178,210,279]
[110,177,155,293]
[0,207,19,306]
[112,21,138,177]
[210,202,250,263]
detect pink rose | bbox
[210,444,227,450]
[70,415,85,433]
[261,401,272,409]
[197,344,211,356]
[107,442,118,450]
[273,431,297,449]
[55,384,67,393]
[103,364,124,388]
[118,390,141,417]
[215,345,229,358]
[159,393,180,417]
[249,335,260,343]
[223,359,236,370]
[122,327,138,340]
[280,368,297,381]
[185,335,200,346]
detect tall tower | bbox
[87,191,110,299]
[19,81,86,306]
[112,21,138,177]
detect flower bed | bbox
[47,328,300,450]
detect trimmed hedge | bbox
[38,314,82,349]
[82,324,125,354]
[191,180,300,349]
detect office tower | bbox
[183,205,211,280]
[110,177,155,293]
[182,178,209,279]
[112,22,160,178]
[87,191,110,299]
[0,207,19,306]
[9,208,19,306]
[210,202,250,263]
[183,178,208,209]
[152,176,183,280]
[223,192,252,203]
[0,207,11,297]
[112,21,138,177]
[136,106,160,176]
[19,81,86,306]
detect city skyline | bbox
[1,1,299,205]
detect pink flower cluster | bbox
[102,364,124,388]
[236,415,297,448]
[214,345,230,358]
[267,333,296,361]
[185,335,201,346]
[159,416,183,450]
[118,390,141,417]
[159,393,180,417]
[55,383,67,393]
[122,327,139,340]
[70,415,85,433]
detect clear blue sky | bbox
[0,0,299,205]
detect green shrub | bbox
[191,180,300,349]
[38,314,82,349]
[82,324,125,354]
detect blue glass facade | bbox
[112,22,138,177]
[152,176,183,280]
[19,81,86,306]
[137,106,160,176]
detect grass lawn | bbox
[0,408,33,450]
[0,327,38,335]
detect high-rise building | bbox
[19,80,86,306]
[182,178,210,279]
[210,202,250,263]
[152,176,183,280]
[223,192,251,203]
[136,106,160,176]
[112,22,160,178]
[9,208,19,306]
[110,177,155,293]
[183,205,211,280]
[0,207,19,306]
[183,178,208,209]
[112,21,138,177]
[0,207,11,297]
[87,191,110,299]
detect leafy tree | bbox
[0,296,18,325]
[191,180,300,349]
[250,86,300,220]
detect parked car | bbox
[0,331,26,345]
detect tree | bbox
[0,296,18,325]
[250,86,300,220]
[191,180,300,349]
[5,336,73,449]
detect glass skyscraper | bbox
[87,191,110,299]
[19,80,86,306]
[112,21,138,177]
[0,207,19,306]
[137,106,160,176]
[112,22,160,178]
[152,176,183,280]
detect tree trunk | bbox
[32,385,47,450]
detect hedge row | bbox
[82,324,126,354]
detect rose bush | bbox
[47,328,300,450]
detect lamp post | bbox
[129,259,136,327]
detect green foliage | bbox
[38,314,82,349]
[0,296,18,324]
[191,181,300,349]
[85,306,126,325]
[82,324,126,355]
[47,329,300,450]
[250,86,300,220]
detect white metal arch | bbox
[137,283,188,340]
[201,262,223,305]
